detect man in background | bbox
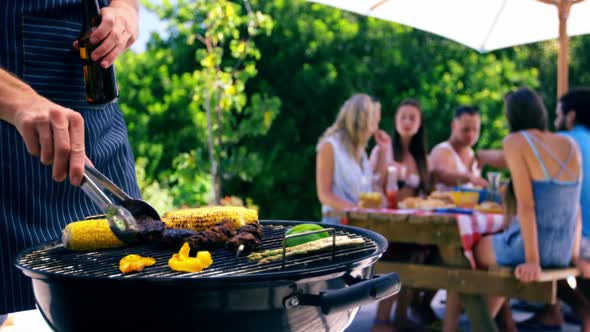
[429,105,505,188]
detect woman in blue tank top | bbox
[0,0,140,318]
[443,87,584,332]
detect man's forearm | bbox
[477,149,507,169]
[0,68,37,124]
[432,167,470,186]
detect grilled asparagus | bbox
[247,236,364,264]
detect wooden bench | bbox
[375,262,579,304]
[344,210,581,332]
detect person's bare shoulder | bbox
[317,140,334,156]
[549,132,582,162]
[502,133,529,162]
[503,132,525,149]
[549,131,574,145]
[429,144,456,171]
[429,144,453,161]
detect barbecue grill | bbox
[16,220,400,332]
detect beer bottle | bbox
[79,0,118,104]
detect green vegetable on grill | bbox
[248,236,365,264]
[285,223,329,247]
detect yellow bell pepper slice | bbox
[119,254,156,274]
[197,251,213,267]
[168,243,213,273]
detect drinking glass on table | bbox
[359,192,383,208]
[485,172,503,203]
[487,172,501,191]
[358,175,383,208]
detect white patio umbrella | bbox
[308,0,590,97]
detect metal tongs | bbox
[80,164,161,244]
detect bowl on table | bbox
[449,191,480,209]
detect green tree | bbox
[117,0,279,208]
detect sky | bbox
[131,4,168,53]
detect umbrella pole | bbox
[557,0,572,98]
[539,0,586,97]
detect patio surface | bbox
[0,290,581,331]
[346,290,580,332]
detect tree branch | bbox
[196,34,213,53]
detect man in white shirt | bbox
[430,105,505,188]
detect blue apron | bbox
[0,0,140,314]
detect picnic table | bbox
[333,208,579,332]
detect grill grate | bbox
[17,224,379,279]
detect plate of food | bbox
[474,201,504,214]
[398,197,455,211]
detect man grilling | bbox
[0,0,140,325]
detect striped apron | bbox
[0,0,140,314]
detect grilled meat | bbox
[241,223,264,240]
[135,216,166,243]
[160,220,236,253]
[226,222,264,254]
[160,228,198,247]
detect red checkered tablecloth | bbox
[455,212,505,268]
[340,208,505,269]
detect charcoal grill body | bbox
[17,220,400,332]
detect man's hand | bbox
[515,262,542,282]
[468,174,489,188]
[73,0,139,68]
[10,94,86,186]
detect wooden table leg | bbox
[438,245,500,332]
[460,294,498,332]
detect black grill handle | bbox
[292,273,401,315]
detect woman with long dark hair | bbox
[443,87,585,332]
[370,99,434,332]
[371,98,431,199]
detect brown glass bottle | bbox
[79,0,118,104]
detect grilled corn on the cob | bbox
[62,206,258,251]
[62,219,126,251]
[162,206,258,232]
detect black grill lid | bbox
[16,220,387,282]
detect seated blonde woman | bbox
[316,94,389,224]
[443,87,585,332]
